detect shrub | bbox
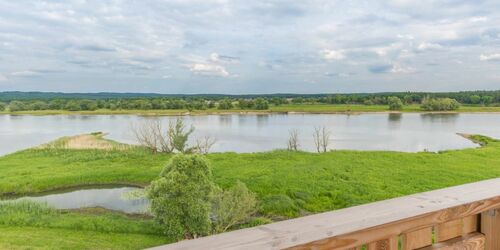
[387,96,403,110]
[0,102,6,111]
[260,194,299,217]
[147,154,214,240]
[421,97,460,111]
[211,181,257,233]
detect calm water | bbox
[3,187,148,213]
[1,113,500,155]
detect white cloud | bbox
[162,75,171,79]
[480,53,500,61]
[11,70,38,76]
[0,74,7,81]
[188,63,230,77]
[417,42,443,51]
[321,49,345,61]
[391,63,416,74]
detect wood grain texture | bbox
[367,236,398,250]
[481,209,500,250]
[149,179,500,250]
[436,219,462,242]
[418,232,485,250]
[402,227,432,249]
[462,215,478,236]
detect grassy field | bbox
[1,104,500,115]
[0,201,170,249]
[1,134,500,248]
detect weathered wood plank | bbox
[418,232,485,250]
[149,179,500,250]
[402,227,432,249]
[367,236,398,250]
[462,215,478,235]
[481,209,500,250]
[435,219,462,242]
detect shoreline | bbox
[2,108,500,116]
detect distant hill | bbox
[0,90,499,101]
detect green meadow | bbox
[1,134,499,249]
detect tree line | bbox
[0,90,499,112]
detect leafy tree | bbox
[30,101,48,110]
[0,102,6,111]
[387,96,403,110]
[217,99,233,110]
[254,98,269,110]
[421,97,460,111]
[147,154,214,240]
[168,119,195,153]
[469,95,481,104]
[64,100,81,111]
[8,101,26,112]
[211,181,257,233]
[482,96,493,106]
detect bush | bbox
[211,181,257,233]
[387,96,403,110]
[147,154,214,240]
[421,97,460,111]
[260,194,299,217]
[0,102,6,111]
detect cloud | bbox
[369,63,416,74]
[369,64,393,74]
[0,74,7,81]
[188,63,230,77]
[11,70,39,77]
[322,49,345,61]
[210,53,239,64]
[480,53,500,61]
[417,42,443,52]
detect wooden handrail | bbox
[149,178,500,250]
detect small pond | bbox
[2,186,149,214]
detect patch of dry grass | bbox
[39,132,131,151]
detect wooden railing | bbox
[149,178,500,250]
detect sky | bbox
[0,0,499,94]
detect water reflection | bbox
[2,187,148,214]
[1,113,500,155]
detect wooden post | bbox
[481,209,500,250]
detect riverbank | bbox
[1,104,500,116]
[1,134,500,249]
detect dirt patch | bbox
[39,132,131,150]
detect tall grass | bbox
[0,201,165,236]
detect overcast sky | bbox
[0,0,499,94]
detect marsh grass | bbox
[0,200,164,236]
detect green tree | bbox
[0,102,6,111]
[8,101,26,112]
[147,154,214,240]
[387,96,403,110]
[469,95,481,104]
[30,101,48,110]
[217,99,233,110]
[481,96,493,106]
[64,100,81,111]
[254,98,269,110]
[168,119,195,153]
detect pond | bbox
[1,113,500,155]
[2,186,148,214]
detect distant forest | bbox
[0,90,499,112]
